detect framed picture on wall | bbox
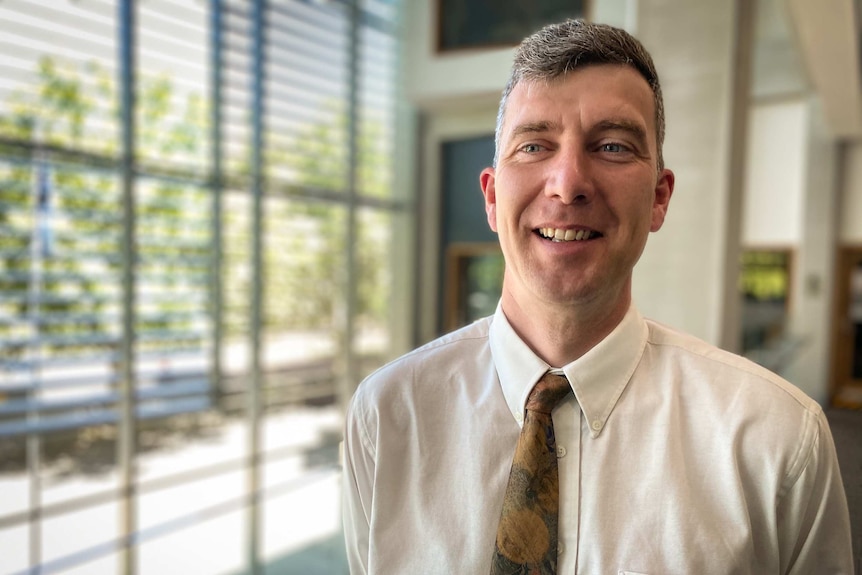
[436,0,587,52]
[445,243,504,331]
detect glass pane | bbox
[40,427,120,505]
[0,2,124,573]
[265,0,349,193]
[0,525,29,574]
[35,427,120,573]
[0,0,118,155]
[740,250,791,365]
[137,0,210,173]
[135,408,246,574]
[262,199,344,367]
[0,159,123,437]
[358,2,398,200]
[463,251,504,324]
[355,207,394,378]
[42,500,119,569]
[138,510,245,575]
[260,405,344,572]
[135,176,213,425]
[0,2,406,574]
[257,196,346,571]
[57,554,117,575]
[221,187,252,416]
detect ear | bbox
[650,168,674,232]
[480,167,498,233]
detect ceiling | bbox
[783,0,862,138]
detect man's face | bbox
[480,64,674,315]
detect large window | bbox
[0,1,406,573]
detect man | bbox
[343,19,853,574]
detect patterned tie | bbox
[490,372,571,575]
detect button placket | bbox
[555,398,579,573]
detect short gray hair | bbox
[494,19,665,171]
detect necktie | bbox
[490,372,571,575]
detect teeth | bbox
[540,228,595,242]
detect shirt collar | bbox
[489,302,648,438]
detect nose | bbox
[544,147,594,205]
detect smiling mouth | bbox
[536,227,601,242]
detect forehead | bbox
[502,64,656,140]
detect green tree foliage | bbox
[260,108,392,334]
[0,57,118,360]
[0,56,393,359]
[0,56,210,359]
[741,251,790,302]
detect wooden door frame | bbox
[830,245,862,407]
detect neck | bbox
[500,286,631,367]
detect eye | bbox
[600,143,627,153]
[520,143,543,153]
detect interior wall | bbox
[402,0,513,108]
[736,94,841,403]
[631,0,738,345]
[785,101,839,403]
[402,0,636,109]
[742,98,807,247]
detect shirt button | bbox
[557,541,564,555]
[556,446,566,458]
[591,420,603,431]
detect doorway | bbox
[831,247,862,407]
[438,135,499,333]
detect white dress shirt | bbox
[342,304,853,574]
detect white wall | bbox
[403,0,632,110]
[742,99,807,246]
[402,0,513,108]
[632,0,738,345]
[785,101,839,404]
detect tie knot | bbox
[525,372,570,414]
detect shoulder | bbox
[643,317,821,416]
[642,319,829,494]
[349,316,494,411]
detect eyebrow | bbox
[593,119,648,145]
[509,118,649,143]
[509,121,561,139]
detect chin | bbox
[532,282,594,307]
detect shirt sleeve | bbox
[777,408,854,575]
[343,390,375,575]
